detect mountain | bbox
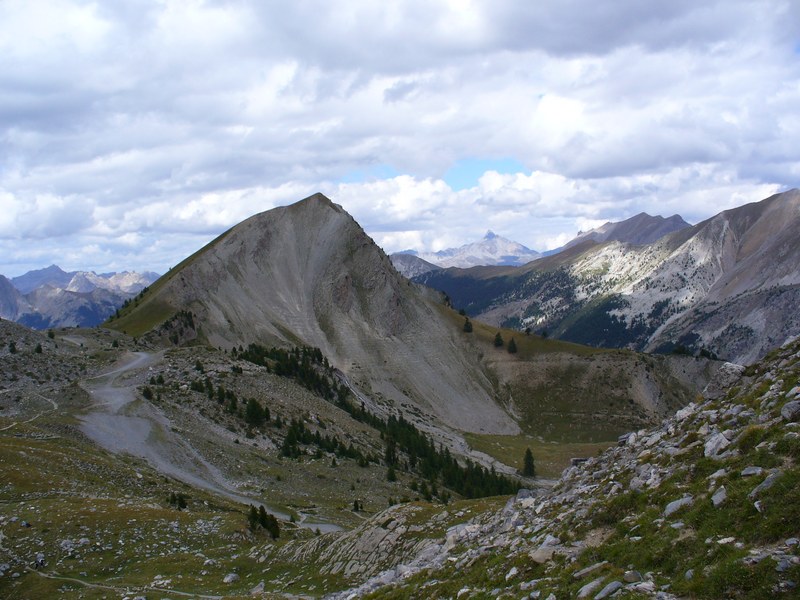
[11,264,73,294]
[564,212,690,248]
[17,285,131,329]
[66,270,158,294]
[109,193,517,435]
[396,231,542,269]
[389,253,441,278]
[11,264,158,295]
[1,265,160,329]
[110,194,702,438]
[415,190,800,364]
[0,274,29,320]
[0,279,131,329]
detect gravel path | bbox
[78,351,340,532]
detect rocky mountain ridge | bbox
[0,265,159,329]
[110,193,519,436]
[416,189,800,365]
[11,264,158,295]
[393,231,542,271]
[564,212,690,249]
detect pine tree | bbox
[523,447,536,477]
[463,318,473,333]
[507,338,517,354]
[245,398,265,427]
[494,332,504,347]
[248,505,259,530]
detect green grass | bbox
[106,225,237,336]
[464,433,615,478]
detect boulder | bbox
[781,400,800,422]
[664,495,694,517]
[573,561,608,580]
[711,486,727,508]
[748,471,783,499]
[223,573,240,584]
[623,570,642,582]
[594,580,623,599]
[741,466,764,477]
[577,576,605,599]
[250,581,265,594]
[530,546,556,564]
[704,433,730,458]
[703,363,744,399]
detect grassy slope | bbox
[441,305,687,454]
[106,227,236,337]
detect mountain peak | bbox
[399,232,540,269]
[565,211,691,249]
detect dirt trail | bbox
[78,351,340,532]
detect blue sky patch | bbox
[443,158,526,191]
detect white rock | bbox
[594,580,623,599]
[712,486,727,508]
[577,576,605,599]
[664,495,694,517]
[741,466,764,477]
[223,573,239,584]
[704,433,730,458]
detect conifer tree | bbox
[523,447,536,477]
[494,332,504,347]
[507,338,517,354]
[248,505,259,530]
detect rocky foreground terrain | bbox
[287,337,800,599]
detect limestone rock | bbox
[741,466,764,477]
[594,580,623,599]
[748,471,783,499]
[577,576,605,599]
[781,400,800,422]
[664,495,694,517]
[704,433,730,458]
[623,570,642,582]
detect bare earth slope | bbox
[111,193,518,435]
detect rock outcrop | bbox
[303,336,800,598]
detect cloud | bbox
[0,0,798,276]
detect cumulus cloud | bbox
[0,0,798,276]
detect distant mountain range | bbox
[390,213,691,278]
[0,265,159,329]
[391,231,542,276]
[415,190,800,364]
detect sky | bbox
[1,0,798,277]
